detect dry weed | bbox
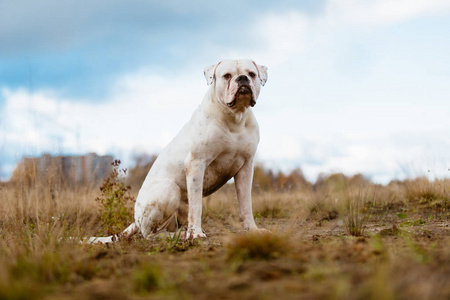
[96,160,135,235]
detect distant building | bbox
[10,153,113,186]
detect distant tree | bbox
[127,155,312,193]
[253,164,275,191]
[313,173,370,193]
[253,163,311,192]
[278,168,311,191]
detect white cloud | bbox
[249,0,450,68]
[326,0,450,26]
[251,11,309,66]
[0,70,207,178]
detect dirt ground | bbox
[0,176,449,300]
[51,216,449,300]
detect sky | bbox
[1,0,449,184]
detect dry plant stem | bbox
[343,186,375,236]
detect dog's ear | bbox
[255,64,268,86]
[204,64,217,85]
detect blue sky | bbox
[1,0,449,183]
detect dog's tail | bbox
[86,222,139,244]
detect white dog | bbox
[90,59,267,243]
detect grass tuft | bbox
[343,187,374,236]
[226,231,292,261]
[133,263,162,294]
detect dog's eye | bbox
[223,73,232,80]
[248,72,256,79]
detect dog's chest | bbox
[202,130,257,196]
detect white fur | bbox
[90,59,268,243]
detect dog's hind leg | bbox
[134,181,183,240]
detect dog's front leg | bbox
[185,158,207,239]
[235,160,260,231]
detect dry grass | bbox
[405,177,449,202]
[0,172,449,299]
[342,186,375,236]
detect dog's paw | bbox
[185,228,207,240]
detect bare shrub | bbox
[96,160,135,236]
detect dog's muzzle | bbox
[227,85,255,108]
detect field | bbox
[0,163,449,300]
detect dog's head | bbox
[204,59,267,111]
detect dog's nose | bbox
[236,75,250,84]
